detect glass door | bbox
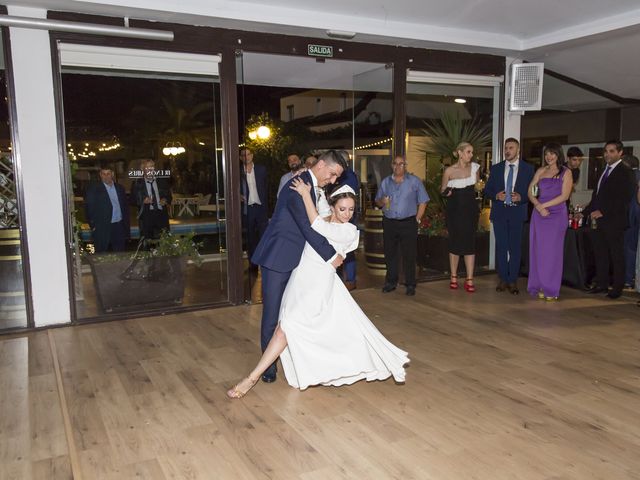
[57,44,228,320]
[0,33,29,330]
[234,51,392,298]
[405,71,501,280]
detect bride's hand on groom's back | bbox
[290,177,312,197]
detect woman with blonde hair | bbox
[440,142,481,292]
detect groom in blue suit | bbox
[484,138,534,294]
[252,150,347,383]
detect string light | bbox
[354,137,393,150]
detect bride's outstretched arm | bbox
[290,177,319,224]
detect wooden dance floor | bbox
[1,275,639,479]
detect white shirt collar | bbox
[308,169,319,189]
[607,159,623,171]
[506,158,519,168]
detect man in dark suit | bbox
[85,165,130,253]
[252,150,347,383]
[583,141,636,299]
[131,159,172,242]
[484,138,534,294]
[240,148,269,266]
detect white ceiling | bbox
[6,0,640,103]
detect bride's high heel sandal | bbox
[449,275,459,290]
[464,278,475,293]
[226,377,257,399]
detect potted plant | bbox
[417,112,492,272]
[87,230,202,313]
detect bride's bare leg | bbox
[227,326,288,398]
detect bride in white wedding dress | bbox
[227,179,409,398]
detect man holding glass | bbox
[375,155,429,296]
[484,138,534,294]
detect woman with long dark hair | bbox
[527,143,573,300]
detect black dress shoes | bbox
[507,283,519,295]
[587,286,607,294]
[261,365,277,383]
[496,281,507,292]
[406,285,416,296]
[606,291,621,299]
[382,284,396,293]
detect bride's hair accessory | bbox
[329,185,356,198]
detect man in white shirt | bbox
[240,148,269,266]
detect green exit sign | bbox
[308,44,333,58]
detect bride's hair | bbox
[328,191,356,207]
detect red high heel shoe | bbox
[449,275,459,290]
[464,278,475,293]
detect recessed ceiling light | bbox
[454,98,467,104]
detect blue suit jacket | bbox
[241,163,268,214]
[251,170,336,272]
[484,160,534,223]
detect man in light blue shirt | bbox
[85,166,130,252]
[277,153,304,197]
[375,155,429,295]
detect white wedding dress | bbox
[278,217,409,390]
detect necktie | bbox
[148,181,159,210]
[505,164,514,205]
[598,165,611,192]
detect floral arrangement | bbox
[89,230,203,265]
[419,203,448,237]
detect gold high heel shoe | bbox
[226,377,257,399]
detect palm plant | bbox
[421,111,492,164]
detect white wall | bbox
[8,6,71,326]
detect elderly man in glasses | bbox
[375,155,429,296]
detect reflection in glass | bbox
[406,81,496,280]
[0,39,29,330]
[61,71,227,319]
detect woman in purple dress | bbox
[527,143,573,300]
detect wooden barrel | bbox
[0,228,25,311]
[364,208,386,276]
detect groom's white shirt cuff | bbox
[309,169,339,265]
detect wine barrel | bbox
[364,208,386,276]
[0,228,25,311]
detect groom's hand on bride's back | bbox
[331,255,344,269]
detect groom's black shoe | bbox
[261,365,277,383]
[406,285,416,296]
[382,284,396,293]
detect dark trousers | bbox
[140,209,169,241]
[494,218,526,284]
[94,221,126,253]
[260,267,292,375]
[244,204,268,264]
[383,217,417,287]
[623,224,638,285]
[593,226,625,294]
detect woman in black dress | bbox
[440,142,481,292]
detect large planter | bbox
[417,231,490,273]
[88,255,186,313]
